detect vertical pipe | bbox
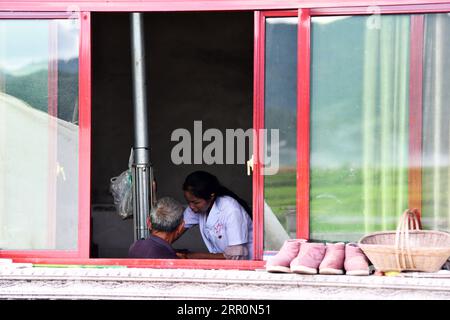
[131,12,149,165]
[130,12,150,241]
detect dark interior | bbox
[90,12,254,258]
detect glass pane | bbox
[310,15,410,242]
[422,14,450,232]
[0,19,80,250]
[264,17,297,251]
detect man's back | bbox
[128,234,178,259]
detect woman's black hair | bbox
[182,171,252,218]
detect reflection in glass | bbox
[310,15,410,242]
[264,17,297,250]
[422,14,450,232]
[0,19,79,250]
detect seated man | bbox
[128,197,185,259]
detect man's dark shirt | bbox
[128,234,178,259]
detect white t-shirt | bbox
[183,195,253,260]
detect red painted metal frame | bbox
[0,12,89,259]
[2,0,450,12]
[78,11,91,258]
[256,10,297,258]
[261,10,297,17]
[408,15,424,218]
[297,8,310,240]
[252,11,264,260]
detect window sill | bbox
[1,263,449,299]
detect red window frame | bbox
[3,1,450,12]
[253,9,307,260]
[0,0,448,270]
[0,11,90,259]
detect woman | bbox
[179,171,253,260]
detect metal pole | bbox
[130,12,150,241]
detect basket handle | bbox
[394,209,420,270]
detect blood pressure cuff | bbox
[223,244,249,260]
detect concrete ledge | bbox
[0,267,449,299]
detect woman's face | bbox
[184,191,213,214]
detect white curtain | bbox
[362,15,410,233]
[422,14,450,231]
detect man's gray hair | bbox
[149,197,184,232]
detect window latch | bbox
[247,154,254,176]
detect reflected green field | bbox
[264,169,296,229]
[264,167,410,242]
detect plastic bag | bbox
[110,149,134,219]
[110,169,133,219]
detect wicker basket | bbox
[359,209,450,272]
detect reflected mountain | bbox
[1,58,78,122]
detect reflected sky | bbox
[0,19,79,74]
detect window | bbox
[422,14,450,231]
[0,18,80,250]
[0,3,448,269]
[309,13,450,242]
[263,16,298,251]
